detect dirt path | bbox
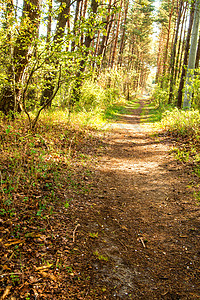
[73,98,200,299]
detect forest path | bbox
[75,97,200,299]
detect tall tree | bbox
[110,0,123,68]
[118,0,129,66]
[40,0,71,106]
[0,0,42,114]
[177,2,195,108]
[183,0,200,108]
[71,0,98,106]
[168,0,183,104]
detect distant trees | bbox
[155,0,200,110]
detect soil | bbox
[0,98,200,299]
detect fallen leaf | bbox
[4,240,25,247]
[35,264,53,271]
[121,225,128,230]
[39,271,57,281]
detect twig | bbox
[73,224,80,243]
[0,171,4,194]
[68,136,75,157]
[139,237,146,248]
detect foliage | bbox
[159,108,200,178]
[0,0,155,127]
[192,71,200,110]
[160,108,200,138]
[151,84,169,108]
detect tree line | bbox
[155,0,200,110]
[0,0,154,128]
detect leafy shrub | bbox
[160,108,200,138]
[152,85,169,108]
[76,79,124,112]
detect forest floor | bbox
[0,98,200,299]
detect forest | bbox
[0,0,200,299]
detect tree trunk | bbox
[110,0,123,68]
[80,0,88,45]
[177,3,195,108]
[195,34,200,68]
[174,2,187,84]
[40,0,71,106]
[183,0,200,108]
[71,0,81,51]
[0,0,42,115]
[168,0,183,104]
[100,8,115,68]
[46,0,52,49]
[161,0,174,88]
[71,0,98,106]
[118,0,129,66]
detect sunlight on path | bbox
[101,122,142,132]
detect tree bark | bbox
[183,0,200,108]
[46,0,52,49]
[174,1,187,84]
[161,0,174,88]
[168,0,183,104]
[195,34,200,68]
[118,0,129,66]
[110,0,123,68]
[71,0,81,51]
[177,3,195,108]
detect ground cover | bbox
[0,98,199,299]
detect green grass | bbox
[104,98,140,121]
[141,102,166,123]
[104,104,127,120]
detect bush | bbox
[152,85,169,108]
[160,108,200,139]
[76,79,124,112]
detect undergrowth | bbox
[0,113,99,220]
[158,108,200,201]
[0,109,107,298]
[160,108,200,139]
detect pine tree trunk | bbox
[110,0,123,68]
[97,0,112,61]
[183,0,200,108]
[177,3,195,108]
[195,34,200,68]
[100,7,115,68]
[80,0,88,45]
[118,0,129,66]
[168,0,183,104]
[161,0,174,87]
[174,2,187,84]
